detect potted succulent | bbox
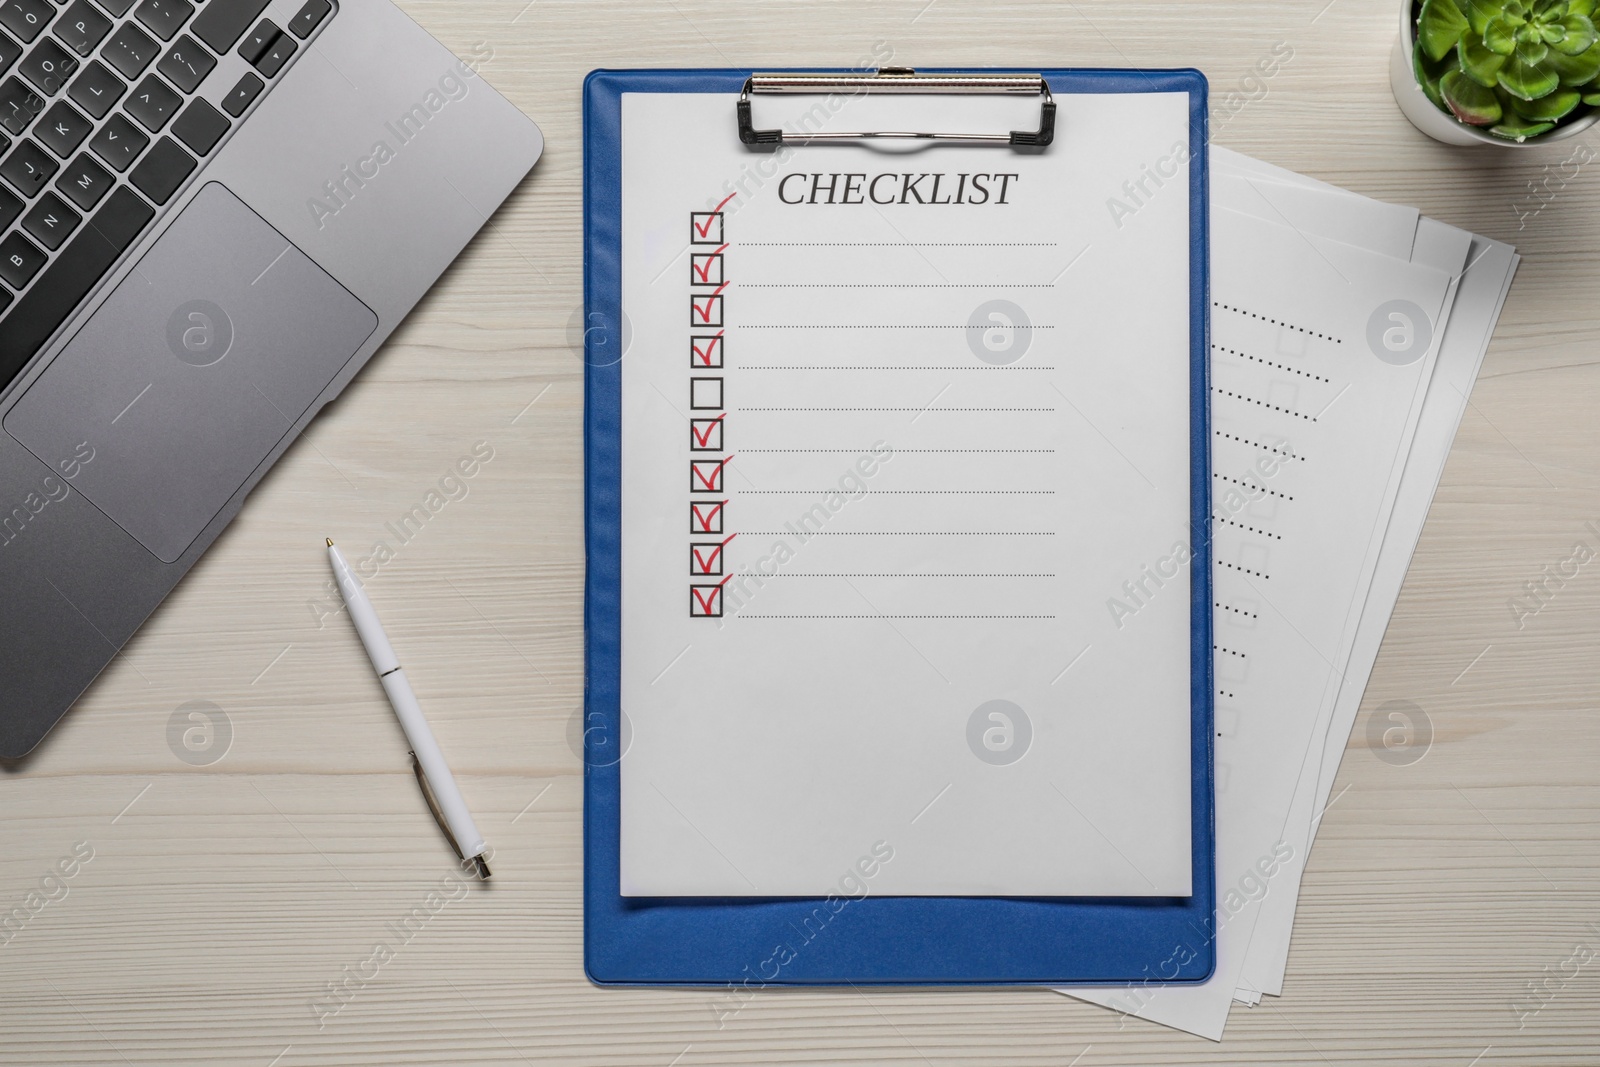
[1391,0,1600,144]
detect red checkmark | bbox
[691,193,737,239]
[691,533,737,575]
[692,245,728,282]
[692,332,724,366]
[691,284,729,324]
[690,500,725,533]
[691,454,735,492]
[690,413,727,449]
[689,576,734,617]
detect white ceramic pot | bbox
[1390,0,1600,146]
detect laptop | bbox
[0,0,542,756]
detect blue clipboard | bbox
[583,67,1214,986]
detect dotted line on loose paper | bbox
[735,531,1057,536]
[1213,344,1331,383]
[738,366,1054,371]
[738,490,1054,495]
[1213,431,1304,461]
[740,614,1057,619]
[1214,473,1293,501]
[1216,601,1258,621]
[1212,387,1316,422]
[1213,302,1341,343]
[1214,645,1246,660]
[1217,559,1270,579]
[1213,514,1282,540]
[767,573,1057,578]
[740,449,1056,453]
[741,241,1059,247]
[740,325,1056,330]
[740,407,1055,412]
[740,283,1058,288]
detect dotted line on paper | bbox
[1216,601,1258,621]
[1213,344,1331,383]
[740,614,1057,619]
[1213,514,1282,540]
[736,531,1057,536]
[740,283,1057,288]
[741,241,1059,247]
[740,407,1055,412]
[1213,431,1304,461]
[1214,473,1293,501]
[1219,689,1237,701]
[740,325,1055,330]
[738,366,1054,371]
[1213,302,1341,343]
[1215,645,1246,660]
[767,573,1057,578]
[1217,559,1270,580]
[1212,387,1316,422]
[738,490,1054,495]
[740,448,1056,453]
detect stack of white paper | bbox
[1062,146,1519,1040]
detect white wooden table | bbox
[5,0,1599,1062]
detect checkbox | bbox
[690,536,734,576]
[691,456,732,493]
[1238,543,1269,575]
[1218,648,1249,682]
[1216,706,1240,737]
[690,415,725,452]
[690,211,723,245]
[691,249,725,285]
[690,580,728,617]
[689,377,723,410]
[691,293,724,327]
[690,500,726,534]
[690,333,724,368]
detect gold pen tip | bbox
[326,538,334,547]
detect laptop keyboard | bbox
[0,0,332,391]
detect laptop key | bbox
[218,69,259,116]
[0,137,56,196]
[253,31,293,77]
[67,59,122,117]
[190,0,268,54]
[0,230,47,288]
[19,37,78,96]
[35,99,90,156]
[0,186,22,230]
[0,77,46,134]
[92,0,138,16]
[132,0,192,42]
[0,31,22,76]
[155,33,210,92]
[127,134,190,203]
[54,150,110,209]
[287,0,328,38]
[237,18,275,64]
[55,0,111,56]
[22,190,79,248]
[0,0,55,45]
[103,21,157,80]
[125,72,178,130]
[170,96,225,154]
[88,111,145,170]
[0,185,154,377]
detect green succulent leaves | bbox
[1414,0,1600,138]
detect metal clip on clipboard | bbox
[737,67,1056,149]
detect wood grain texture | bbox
[4,0,1600,1062]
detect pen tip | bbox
[326,538,334,547]
[473,855,491,879]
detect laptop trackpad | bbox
[3,183,377,563]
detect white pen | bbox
[327,539,490,878]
